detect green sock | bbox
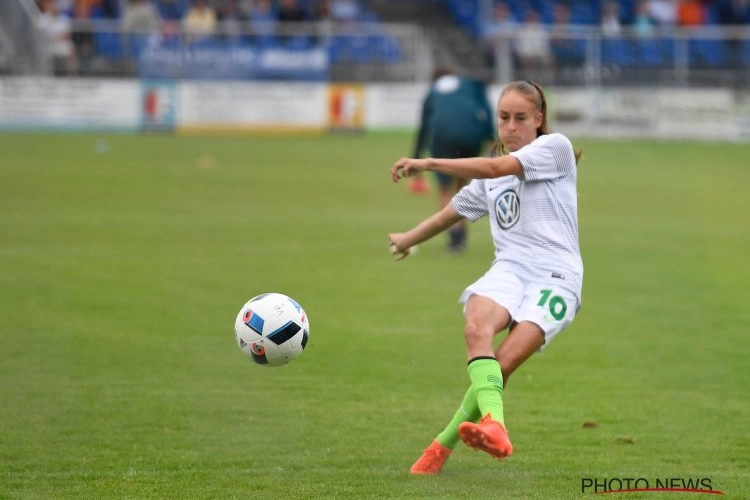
[436,386,481,449]
[467,357,505,425]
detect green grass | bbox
[0,131,748,500]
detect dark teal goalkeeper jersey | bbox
[413,75,495,159]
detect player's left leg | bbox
[411,292,511,472]
[495,322,546,381]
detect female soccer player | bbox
[388,80,583,474]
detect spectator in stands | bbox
[549,3,585,75]
[122,0,161,35]
[248,0,277,44]
[676,0,706,26]
[182,0,218,42]
[276,0,310,43]
[716,0,750,68]
[122,0,160,58]
[600,0,622,36]
[633,0,657,35]
[646,0,678,28]
[409,67,495,253]
[154,0,187,21]
[513,8,552,79]
[56,0,74,16]
[313,0,333,43]
[717,0,750,24]
[276,0,311,22]
[37,0,76,76]
[69,0,120,18]
[71,0,95,75]
[330,0,359,23]
[74,0,102,17]
[99,0,120,18]
[480,2,518,66]
[216,0,248,41]
[314,0,332,21]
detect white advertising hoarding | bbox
[0,77,140,130]
[178,81,329,132]
[0,77,746,141]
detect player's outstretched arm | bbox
[389,204,463,260]
[392,155,522,182]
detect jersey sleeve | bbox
[451,179,488,221]
[509,133,576,182]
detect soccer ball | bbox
[234,293,310,366]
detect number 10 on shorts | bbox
[538,289,567,321]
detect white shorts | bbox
[459,265,580,349]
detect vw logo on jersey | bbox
[494,189,520,230]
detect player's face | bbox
[496,91,543,152]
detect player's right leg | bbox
[458,294,514,459]
[460,310,555,461]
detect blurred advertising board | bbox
[139,45,329,81]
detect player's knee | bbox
[464,320,493,349]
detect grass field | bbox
[0,131,748,500]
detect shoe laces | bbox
[423,444,448,461]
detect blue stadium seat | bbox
[349,36,372,63]
[254,34,278,49]
[94,28,124,59]
[570,2,595,24]
[285,35,314,51]
[638,38,667,66]
[601,38,633,66]
[689,38,726,67]
[126,33,153,59]
[330,36,358,63]
[377,35,404,63]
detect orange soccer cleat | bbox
[458,414,513,460]
[409,440,452,475]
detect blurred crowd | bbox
[38,0,362,24]
[35,0,365,74]
[35,0,750,76]
[481,0,750,76]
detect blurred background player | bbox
[408,67,495,253]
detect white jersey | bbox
[452,132,583,297]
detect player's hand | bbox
[391,158,429,183]
[388,233,412,261]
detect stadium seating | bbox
[437,0,742,69]
[41,0,750,73]
[85,0,404,67]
